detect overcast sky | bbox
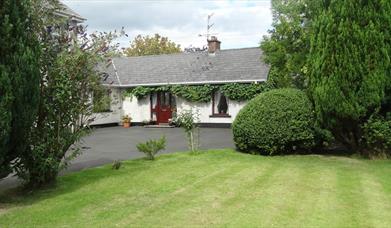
[62,0,273,50]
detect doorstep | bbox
[144,124,175,128]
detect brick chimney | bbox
[207,36,221,53]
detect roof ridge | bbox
[220,47,260,51]
[117,47,261,60]
[119,51,193,59]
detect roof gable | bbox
[53,2,86,23]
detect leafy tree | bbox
[0,0,41,178]
[13,0,124,187]
[308,0,391,151]
[260,0,323,88]
[124,34,181,57]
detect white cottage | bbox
[91,37,270,127]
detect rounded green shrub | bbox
[232,88,315,155]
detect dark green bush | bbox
[362,115,391,159]
[232,88,315,155]
[112,160,122,170]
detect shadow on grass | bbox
[0,150,205,212]
[309,144,356,157]
[236,141,356,157]
[0,156,162,210]
[1,148,360,213]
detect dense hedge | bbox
[232,88,315,155]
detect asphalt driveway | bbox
[70,126,235,171]
[0,126,234,191]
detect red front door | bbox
[157,92,173,124]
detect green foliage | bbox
[260,0,322,89]
[122,115,132,123]
[175,109,200,152]
[19,49,97,186]
[124,85,214,102]
[362,115,391,159]
[124,33,181,57]
[171,85,215,102]
[313,122,334,149]
[308,0,391,151]
[220,83,270,101]
[136,136,166,160]
[93,87,111,113]
[0,0,41,179]
[233,88,315,155]
[123,83,269,102]
[123,86,153,99]
[14,0,125,187]
[112,160,122,170]
[175,109,199,132]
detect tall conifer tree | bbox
[308,0,391,150]
[0,0,41,177]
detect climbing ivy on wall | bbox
[220,83,271,101]
[123,82,270,102]
[122,86,152,99]
[170,85,215,102]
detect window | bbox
[151,93,158,109]
[93,88,111,113]
[160,91,171,106]
[151,93,158,121]
[211,91,231,117]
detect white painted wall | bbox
[91,88,248,125]
[176,97,246,123]
[122,94,151,123]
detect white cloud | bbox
[62,0,272,49]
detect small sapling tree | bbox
[175,109,200,153]
[136,136,166,160]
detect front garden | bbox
[1,150,391,227]
[1,1,391,227]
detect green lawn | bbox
[1,149,391,227]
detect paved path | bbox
[0,127,234,191]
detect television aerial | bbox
[198,13,218,40]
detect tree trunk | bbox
[189,131,194,152]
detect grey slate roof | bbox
[101,47,269,87]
